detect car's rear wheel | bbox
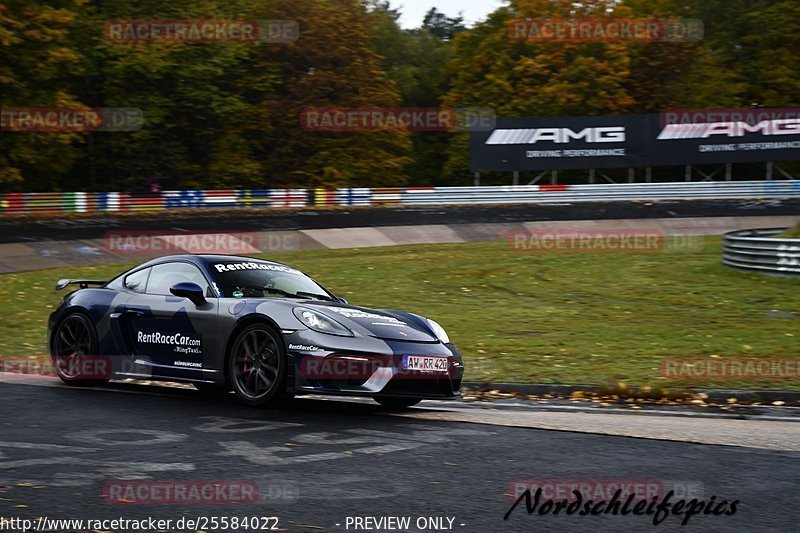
[373,396,422,409]
[51,312,109,386]
[228,324,286,407]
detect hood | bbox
[303,302,437,342]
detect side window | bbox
[146,262,210,296]
[124,268,150,293]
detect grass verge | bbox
[777,223,800,239]
[1,237,798,390]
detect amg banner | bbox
[470,110,800,171]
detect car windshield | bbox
[210,260,332,300]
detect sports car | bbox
[47,254,463,407]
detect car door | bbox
[121,261,219,378]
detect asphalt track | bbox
[1,377,798,532]
[2,198,800,243]
[2,198,799,532]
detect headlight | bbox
[426,318,450,344]
[293,307,353,336]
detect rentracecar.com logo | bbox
[137,331,201,347]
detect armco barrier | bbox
[1,180,800,215]
[723,228,800,277]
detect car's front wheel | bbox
[373,396,422,409]
[228,323,286,407]
[50,312,109,387]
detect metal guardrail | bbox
[1,180,800,215]
[401,181,800,205]
[723,228,800,277]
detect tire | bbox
[227,323,286,407]
[373,396,422,409]
[50,312,109,387]
[193,382,231,395]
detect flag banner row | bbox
[2,182,799,214]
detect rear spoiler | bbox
[55,279,107,290]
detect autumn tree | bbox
[252,0,411,189]
[441,0,638,182]
[0,0,87,190]
[1,0,797,191]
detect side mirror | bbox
[170,282,206,306]
[336,295,348,304]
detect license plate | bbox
[402,355,448,373]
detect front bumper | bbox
[284,332,464,399]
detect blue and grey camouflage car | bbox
[47,254,464,408]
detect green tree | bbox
[67,0,278,191]
[420,7,466,41]
[364,4,466,185]
[742,0,800,106]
